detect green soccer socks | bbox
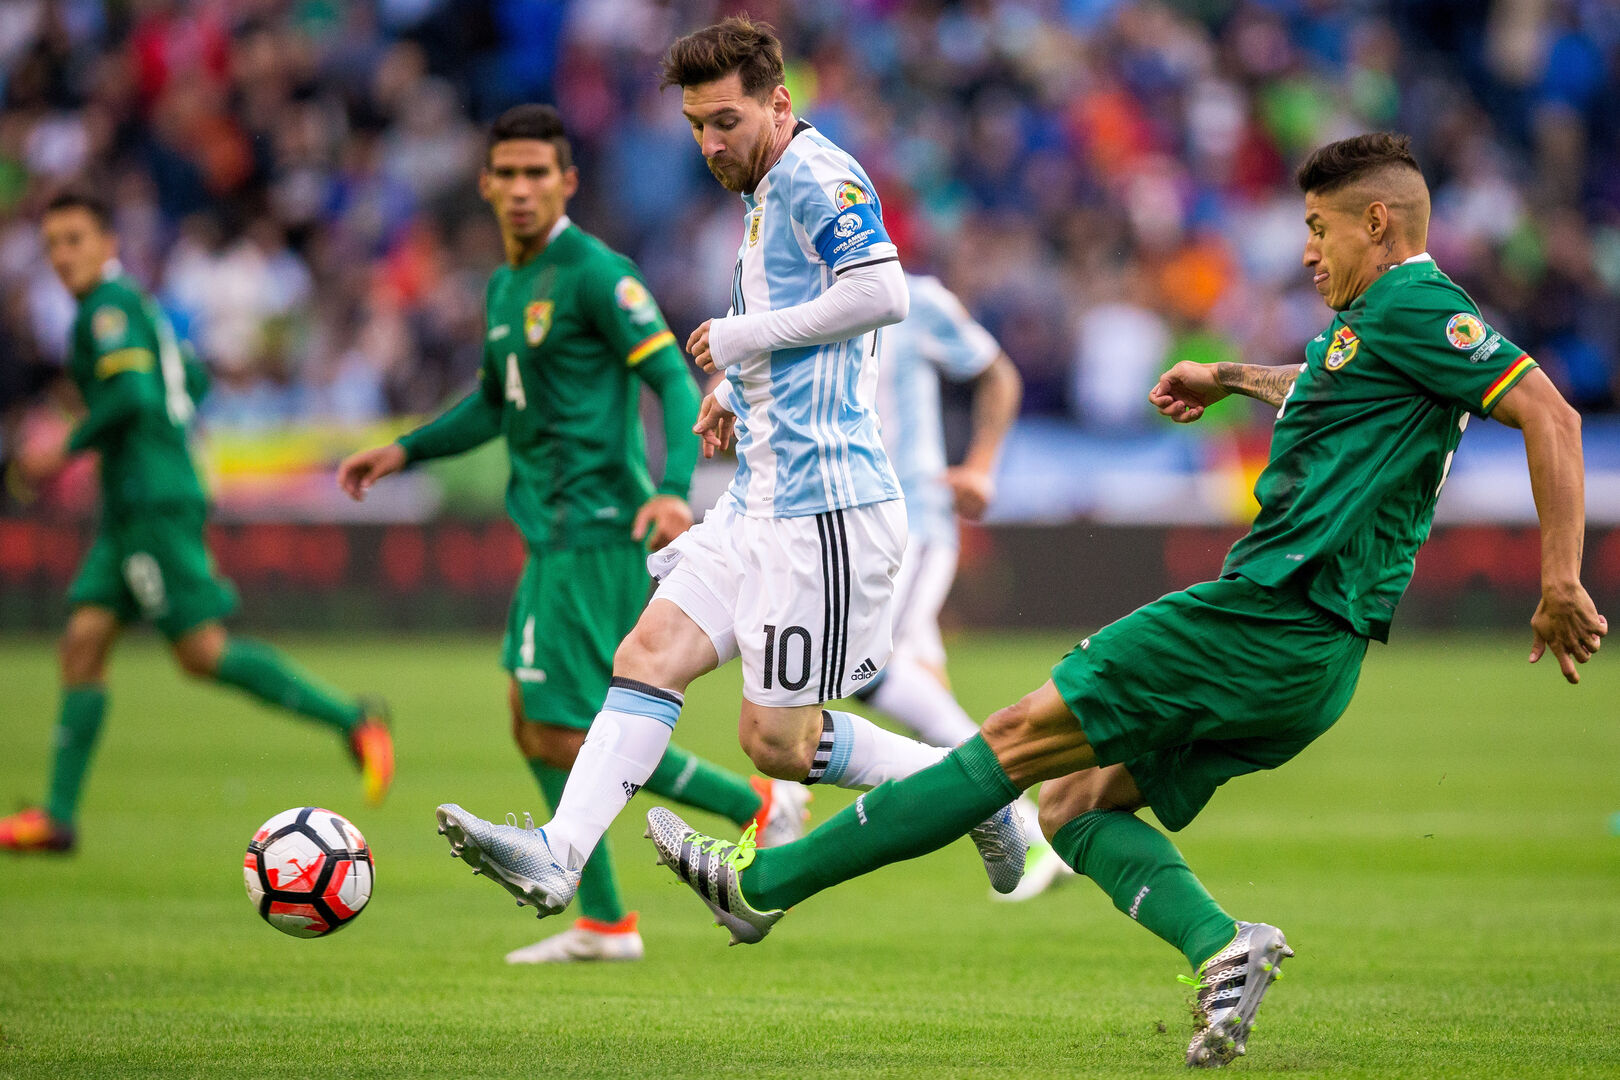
[740,734,1019,912]
[1051,808,1237,970]
[214,637,362,733]
[530,759,626,925]
[643,744,762,827]
[44,684,108,825]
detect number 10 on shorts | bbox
[762,624,813,692]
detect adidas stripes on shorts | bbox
[648,496,907,708]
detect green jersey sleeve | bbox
[583,259,679,369]
[68,292,164,450]
[1353,280,1536,418]
[397,351,503,465]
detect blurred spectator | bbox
[1,0,1618,460]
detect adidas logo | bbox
[849,658,879,682]
[621,781,642,800]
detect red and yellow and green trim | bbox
[1482,356,1537,413]
[626,330,676,366]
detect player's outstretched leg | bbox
[855,663,1050,896]
[802,709,1026,890]
[177,625,394,805]
[647,732,1021,941]
[437,804,582,916]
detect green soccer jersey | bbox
[66,268,208,513]
[398,220,698,550]
[1224,256,1537,641]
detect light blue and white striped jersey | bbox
[874,274,1001,548]
[721,121,902,518]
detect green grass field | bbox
[1,631,1617,1079]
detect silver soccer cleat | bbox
[968,802,1029,894]
[644,807,783,946]
[435,803,580,919]
[990,839,1077,902]
[1184,921,1295,1068]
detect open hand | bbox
[1529,584,1608,684]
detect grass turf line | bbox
[0,632,1617,1078]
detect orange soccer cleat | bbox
[347,701,395,807]
[0,806,77,854]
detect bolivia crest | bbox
[525,300,553,346]
[1324,325,1359,371]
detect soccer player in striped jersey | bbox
[433,18,1027,921]
[854,273,1071,900]
[339,105,797,963]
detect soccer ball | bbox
[243,807,373,938]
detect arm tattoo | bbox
[1214,363,1300,408]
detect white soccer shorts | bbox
[648,497,907,707]
[887,537,959,671]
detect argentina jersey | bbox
[875,275,1001,548]
[722,121,902,518]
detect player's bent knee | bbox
[1036,766,1145,840]
[174,625,228,676]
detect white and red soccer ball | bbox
[244,807,373,937]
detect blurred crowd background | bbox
[3,0,1620,518]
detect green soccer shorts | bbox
[1051,574,1368,833]
[67,505,238,640]
[501,541,651,727]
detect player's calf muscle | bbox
[59,609,117,683]
[981,682,1097,789]
[737,701,822,779]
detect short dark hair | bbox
[1296,132,1422,195]
[659,15,784,97]
[486,104,573,171]
[44,190,114,231]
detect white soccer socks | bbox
[862,655,981,748]
[805,709,950,790]
[543,678,680,870]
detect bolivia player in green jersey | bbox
[0,193,395,855]
[338,105,803,963]
[644,133,1608,1065]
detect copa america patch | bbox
[614,276,658,324]
[1446,312,1485,350]
[92,305,127,347]
[835,180,869,209]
